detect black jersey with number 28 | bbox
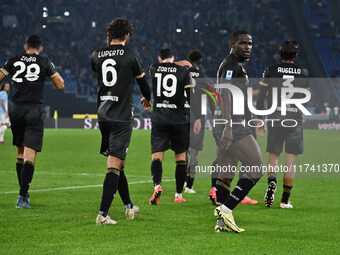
[1,53,58,103]
[91,45,145,122]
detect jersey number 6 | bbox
[102,59,117,87]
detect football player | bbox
[256,40,309,209]
[91,18,151,224]
[0,35,64,208]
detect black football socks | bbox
[19,161,34,197]
[16,158,24,186]
[211,159,218,188]
[268,172,277,184]
[175,160,186,194]
[281,185,293,204]
[151,158,162,186]
[223,177,256,210]
[186,174,195,189]
[99,168,120,215]
[117,169,132,207]
[216,179,230,205]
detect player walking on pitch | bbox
[0,35,64,208]
[148,48,193,205]
[256,40,309,209]
[213,30,264,232]
[91,18,151,224]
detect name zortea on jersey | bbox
[157,66,177,73]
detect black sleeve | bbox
[205,77,216,114]
[217,62,239,84]
[136,76,151,101]
[190,88,202,120]
[90,51,97,72]
[133,50,145,79]
[1,57,14,76]
[46,58,58,78]
[256,83,269,119]
[148,64,156,78]
[259,67,270,87]
[302,68,309,89]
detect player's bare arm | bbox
[175,60,192,68]
[51,74,64,90]
[193,118,201,135]
[219,87,233,149]
[136,75,152,111]
[0,71,5,83]
[256,82,268,136]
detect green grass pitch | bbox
[0,129,339,254]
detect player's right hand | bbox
[193,119,201,135]
[175,60,192,68]
[256,120,266,137]
[140,97,151,111]
[219,126,232,150]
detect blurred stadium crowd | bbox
[0,0,339,115]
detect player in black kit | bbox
[91,18,151,224]
[148,48,192,205]
[183,50,217,198]
[213,30,264,233]
[256,40,309,209]
[0,34,64,208]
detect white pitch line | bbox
[0,179,175,195]
[0,170,152,178]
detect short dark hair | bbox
[188,50,203,63]
[230,30,251,43]
[279,40,299,61]
[25,34,42,50]
[158,48,173,60]
[107,18,133,42]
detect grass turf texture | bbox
[0,129,339,255]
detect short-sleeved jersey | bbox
[0,54,58,103]
[149,62,191,124]
[91,45,145,122]
[259,62,309,126]
[0,91,8,114]
[189,66,215,120]
[216,54,251,122]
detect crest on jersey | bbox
[226,70,233,80]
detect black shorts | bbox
[99,121,133,160]
[9,103,44,152]
[213,125,254,147]
[151,122,189,154]
[266,126,303,155]
[189,119,206,151]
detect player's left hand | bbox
[175,60,192,68]
[220,126,232,150]
[140,97,151,111]
[193,119,201,135]
[256,120,266,137]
